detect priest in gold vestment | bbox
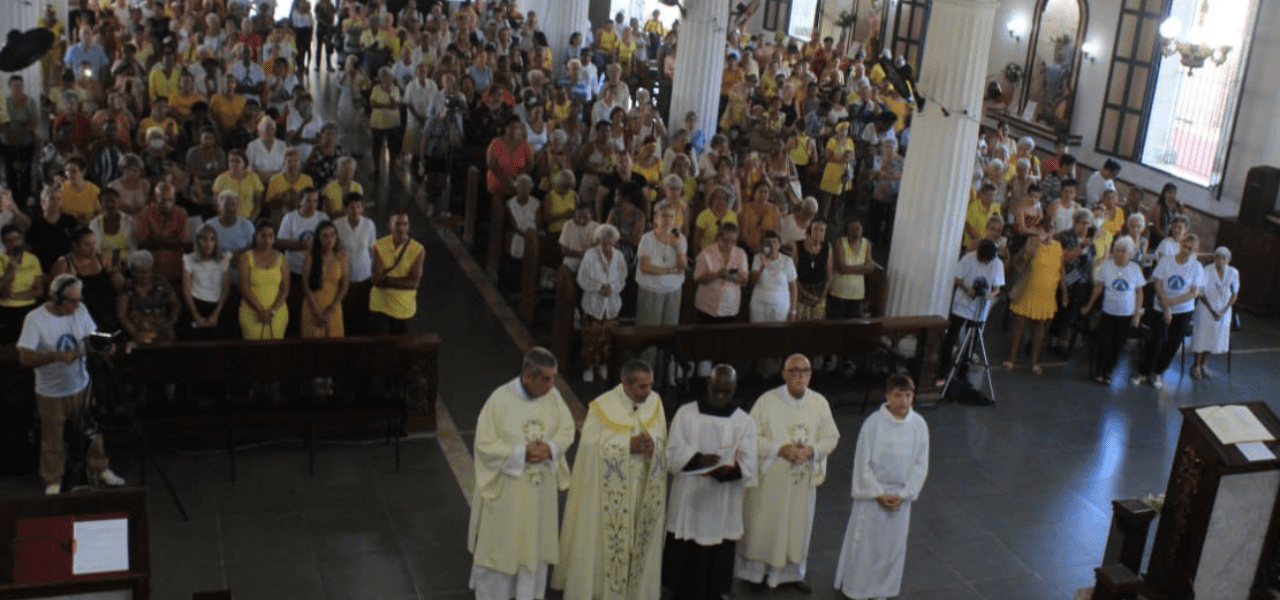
[736,354,840,592]
[552,360,668,600]
[469,348,576,600]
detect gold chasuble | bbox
[553,386,668,600]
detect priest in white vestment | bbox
[835,374,930,600]
[469,348,576,600]
[737,355,840,591]
[553,360,668,600]
[663,365,759,600]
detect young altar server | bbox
[468,348,576,600]
[553,360,668,600]
[662,364,759,600]
[835,374,930,600]
[736,354,840,592]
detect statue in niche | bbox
[1024,0,1083,134]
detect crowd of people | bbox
[943,129,1240,389]
[471,348,928,600]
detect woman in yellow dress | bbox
[542,169,578,234]
[238,222,290,339]
[1006,221,1067,374]
[300,221,348,338]
[819,122,855,218]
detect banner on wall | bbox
[788,0,820,42]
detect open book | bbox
[1195,405,1275,445]
[686,445,739,476]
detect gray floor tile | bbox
[926,532,1037,583]
[317,552,420,600]
[221,512,316,564]
[224,559,324,600]
[307,507,401,562]
[969,574,1066,600]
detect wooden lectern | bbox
[1145,403,1280,600]
[0,488,150,599]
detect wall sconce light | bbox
[1081,41,1098,63]
[1007,18,1028,43]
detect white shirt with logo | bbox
[1152,254,1204,314]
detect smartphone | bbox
[670,228,680,237]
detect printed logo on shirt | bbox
[1166,274,1187,292]
[1111,278,1131,292]
[300,230,316,242]
[55,333,77,352]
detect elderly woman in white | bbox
[749,230,798,323]
[577,224,628,383]
[1190,246,1239,379]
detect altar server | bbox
[468,348,576,600]
[736,354,840,592]
[835,374,930,600]
[662,364,759,600]
[553,359,668,600]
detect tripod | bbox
[84,341,190,521]
[940,298,997,406]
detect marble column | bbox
[885,0,999,318]
[531,0,591,80]
[670,0,730,141]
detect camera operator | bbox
[16,273,126,495]
[935,239,1004,387]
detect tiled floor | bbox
[3,69,1280,600]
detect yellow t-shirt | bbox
[369,236,424,320]
[322,180,363,215]
[696,208,738,250]
[266,172,315,204]
[210,94,247,130]
[213,171,265,218]
[369,85,402,129]
[0,251,42,308]
[598,29,619,53]
[148,67,182,101]
[61,181,101,220]
[138,116,179,140]
[168,90,205,119]
[964,198,1002,249]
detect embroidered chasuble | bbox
[469,378,576,578]
[738,385,840,581]
[553,385,668,600]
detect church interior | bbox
[0,0,1279,599]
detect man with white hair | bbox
[737,354,839,592]
[17,274,126,495]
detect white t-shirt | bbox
[286,113,323,162]
[1085,171,1114,205]
[1152,254,1204,314]
[183,253,231,303]
[246,139,289,174]
[750,253,797,308]
[278,210,330,274]
[1096,259,1146,317]
[334,216,376,282]
[1153,237,1179,265]
[635,231,687,293]
[558,219,597,272]
[17,304,96,398]
[950,252,1005,322]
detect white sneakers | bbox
[99,469,126,486]
[45,483,61,495]
[583,368,595,383]
[1150,375,1164,390]
[581,365,609,383]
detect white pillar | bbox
[670,0,730,141]
[533,0,591,80]
[885,0,999,318]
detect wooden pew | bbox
[463,166,481,251]
[609,315,949,399]
[3,335,441,479]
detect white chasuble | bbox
[469,378,576,599]
[665,402,759,545]
[737,386,840,584]
[835,405,930,600]
[554,386,668,600]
